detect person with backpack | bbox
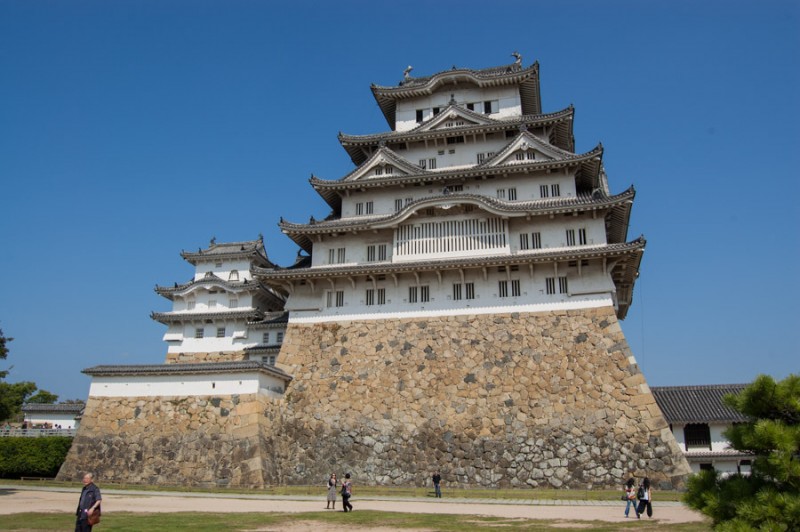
[623,477,639,518]
[636,477,653,518]
[341,473,353,512]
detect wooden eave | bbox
[371,63,541,129]
[311,145,603,211]
[281,187,634,253]
[339,107,575,166]
[154,278,273,300]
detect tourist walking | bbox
[75,472,102,532]
[341,473,353,512]
[432,470,442,498]
[623,477,639,518]
[326,473,338,509]
[636,477,653,518]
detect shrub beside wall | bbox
[0,437,73,478]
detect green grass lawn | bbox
[2,510,711,531]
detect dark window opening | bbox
[685,423,712,449]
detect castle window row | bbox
[324,276,571,309]
[395,217,508,257]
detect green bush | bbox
[0,437,72,478]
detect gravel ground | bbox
[0,486,705,529]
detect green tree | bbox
[26,390,59,404]
[684,374,800,531]
[0,328,12,379]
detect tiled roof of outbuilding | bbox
[83,361,293,382]
[22,403,84,414]
[180,236,275,268]
[651,384,750,424]
[150,309,265,325]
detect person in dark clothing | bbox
[75,472,102,532]
[432,471,442,498]
[636,477,652,518]
[341,473,353,512]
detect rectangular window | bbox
[466,103,474,111]
[229,298,238,308]
[484,101,492,114]
[377,288,386,305]
[511,279,521,297]
[262,332,270,344]
[684,423,712,449]
[408,286,418,303]
[276,332,284,343]
[326,291,345,308]
[432,107,440,116]
[328,249,335,264]
[386,166,393,174]
[566,229,576,246]
[195,328,204,339]
[187,300,196,310]
[208,299,217,308]
[367,245,376,262]
[355,202,364,215]
[520,233,530,250]
[476,153,485,164]
[428,158,437,170]
[465,282,475,300]
[366,201,373,214]
[419,159,426,169]
[446,136,465,144]
[579,228,587,245]
[395,198,403,211]
[526,151,536,160]
[452,283,462,301]
[337,248,346,263]
[508,188,517,200]
[405,197,413,206]
[216,327,225,338]
[420,285,430,302]
[531,232,542,249]
[540,184,550,198]
[515,152,525,161]
[375,167,383,176]
[551,184,561,196]
[499,280,509,298]
[265,355,276,365]
[545,277,556,295]
[416,109,424,123]
[496,189,506,199]
[366,288,375,306]
[378,244,387,261]
[559,276,568,294]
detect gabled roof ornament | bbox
[512,51,522,67]
[519,123,528,133]
[403,65,413,80]
[210,236,216,246]
[449,93,456,105]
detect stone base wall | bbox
[277,306,690,489]
[165,351,248,364]
[57,392,287,488]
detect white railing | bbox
[0,428,76,438]
[394,217,508,261]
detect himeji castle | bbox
[59,55,690,489]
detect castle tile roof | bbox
[22,403,84,414]
[338,107,574,166]
[180,236,275,268]
[371,61,541,128]
[83,361,293,383]
[155,274,271,299]
[651,384,750,424]
[282,188,633,252]
[150,309,265,325]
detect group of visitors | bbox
[325,472,353,511]
[623,477,653,518]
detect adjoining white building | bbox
[21,403,84,430]
[652,384,752,476]
[152,236,288,363]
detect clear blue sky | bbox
[1,1,798,401]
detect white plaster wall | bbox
[23,413,79,429]
[339,170,577,220]
[193,258,254,282]
[174,291,255,312]
[88,372,286,398]
[396,86,521,131]
[284,264,616,321]
[163,319,258,353]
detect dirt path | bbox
[0,487,705,528]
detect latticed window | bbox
[216,327,225,338]
[531,232,542,249]
[395,217,508,259]
[545,277,556,295]
[366,289,375,306]
[499,280,509,298]
[377,288,386,305]
[465,282,475,300]
[579,228,587,245]
[512,279,521,297]
[520,233,530,250]
[408,286,418,303]
[684,424,712,449]
[540,184,549,198]
[558,276,568,294]
[420,285,430,302]
[551,184,561,196]
[453,283,462,301]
